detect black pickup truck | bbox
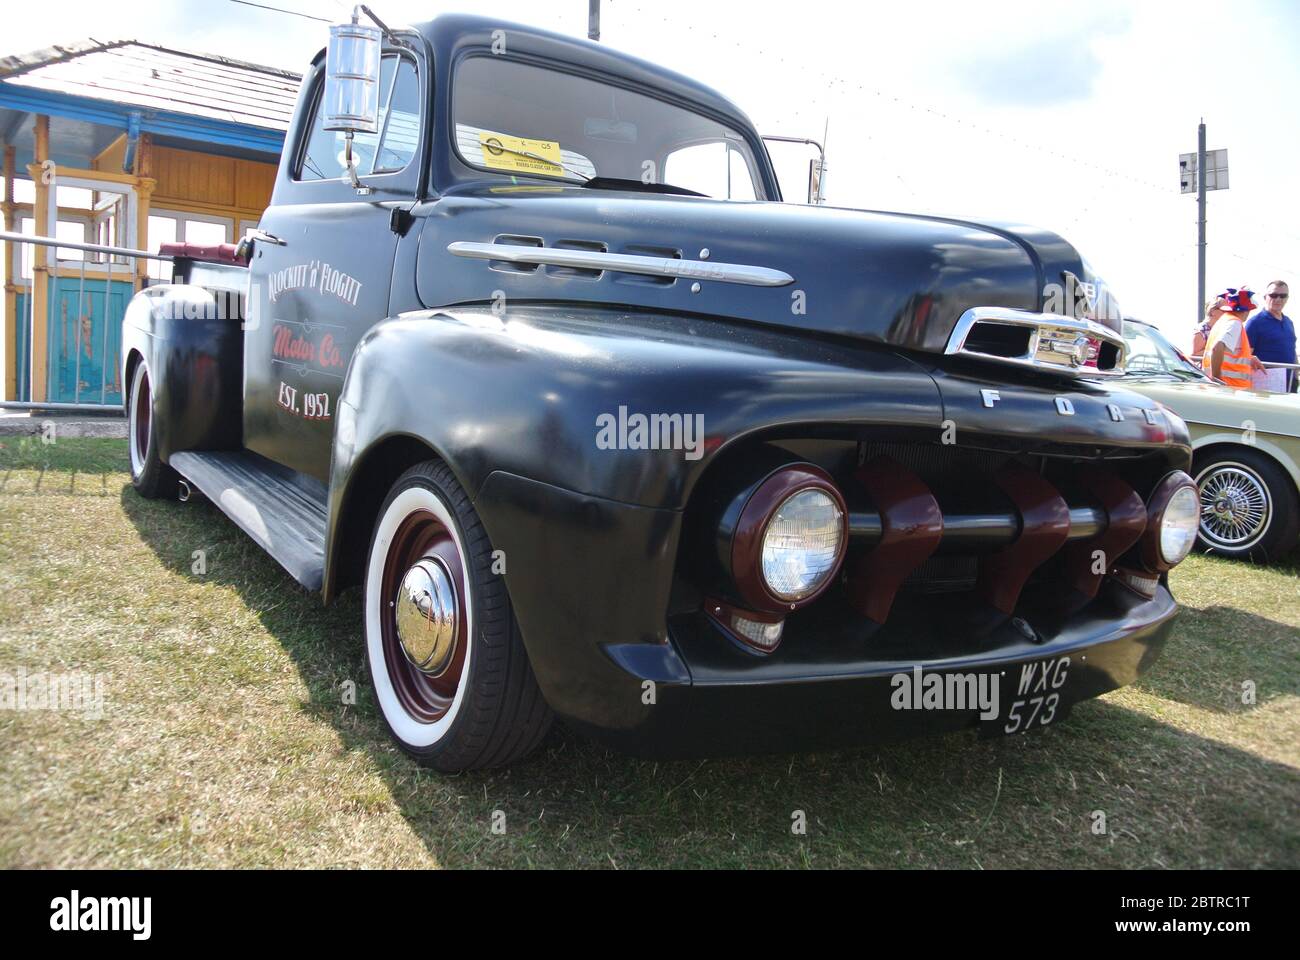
[121,12,1199,771]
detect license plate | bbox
[980,655,1073,737]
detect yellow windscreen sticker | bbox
[477,131,563,175]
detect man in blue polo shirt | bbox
[1245,280,1296,392]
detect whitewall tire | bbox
[363,460,552,771]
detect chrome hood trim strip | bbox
[447,240,795,287]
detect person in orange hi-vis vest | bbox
[1203,286,1265,389]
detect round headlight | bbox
[1138,471,1199,573]
[760,488,844,601]
[1159,484,1199,566]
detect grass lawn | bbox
[1,436,1296,868]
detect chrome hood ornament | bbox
[944,307,1128,378]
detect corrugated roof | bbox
[0,39,301,131]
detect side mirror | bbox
[808,157,827,206]
[323,20,383,133]
[761,135,828,205]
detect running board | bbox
[169,450,327,591]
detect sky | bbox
[4,0,1298,346]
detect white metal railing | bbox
[1187,354,1299,393]
[1188,356,1300,369]
[0,229,173,412]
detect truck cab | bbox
[121,13,1199,772]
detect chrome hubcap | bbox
[1198,465,1270,548]
[395,557,459,676]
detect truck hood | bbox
[414,184,1100,355]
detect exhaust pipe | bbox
[177,479,195,503]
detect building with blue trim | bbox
[0,40,300,403]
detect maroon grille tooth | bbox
[1062,471,1147,599]
[977,462,1071,615]
[847,456,943,624]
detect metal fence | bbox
[1188,355,1299,393]
[0,229,173,412]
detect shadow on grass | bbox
[121,483,1300,869]
[1134,603,1299,714]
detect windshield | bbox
[452,55,766,200]
[1122,321,1209,381]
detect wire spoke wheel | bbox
[1197,463,1271,550]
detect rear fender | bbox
[121,284,244,461]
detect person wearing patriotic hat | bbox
[1202,286,1265,389]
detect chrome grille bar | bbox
[848,504,1107,549]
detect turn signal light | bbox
[1113,567,1161,599]
[706,600,785,654]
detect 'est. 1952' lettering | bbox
[278,381,331,421]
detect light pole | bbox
[1180,123,1228,327]
[1197,121,1206,326]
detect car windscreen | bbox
[452,55,765,200]
[1122,322,1209,380]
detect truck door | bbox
[245,47,425,481]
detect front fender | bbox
[325,303,1199,726]
[326,302,944,722]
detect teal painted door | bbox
[48,277,133,405]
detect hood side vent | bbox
[547,240,607,280]
[615,245,682,287]
[488,235,544,274]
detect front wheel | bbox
[364,460,552,771]
[1194,448,1300,562]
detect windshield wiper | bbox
[1127,370,1197,382]
[581,177,706,198]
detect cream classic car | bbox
[1121,319,1299,561]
